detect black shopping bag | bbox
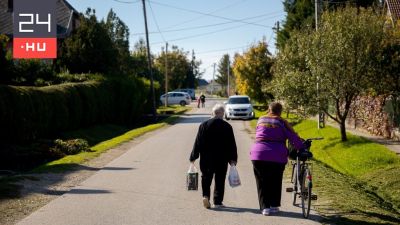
[187,163,198,191]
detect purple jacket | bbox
[250,116,304,164]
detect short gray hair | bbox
[269,102,283,115]
[212,104,225,118]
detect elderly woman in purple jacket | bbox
[250,102,304,216]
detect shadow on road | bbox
[175,116,209,124]
[45,188,112,196]
[274,210,321,221]
[0,164,134,201]
[210,206,260,214]
[68,189,112,194]
[101,167,135,171]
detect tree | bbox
[186,50,203,88]
[57,8,118,74]
[105,9,131,74]
[273,7,385,141]
[233,40,274,103]
[277,0,315,50]
[154,46,198,90]
[131,38,150,78]
[277,0,381,50]
[215,54,232,96]
[0,34,13,84]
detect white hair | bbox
[212,104,225,118]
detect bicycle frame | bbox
[287,137,322,218]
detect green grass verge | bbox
[251,108,400,223]
[293,119,400,213]
[33,115,183,173]
[157,105,188,114]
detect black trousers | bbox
[201,163,228,205]
[252,160,286,210]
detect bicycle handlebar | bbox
[304,137,324,141]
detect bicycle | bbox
[286,137,323,218]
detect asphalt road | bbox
[18,100,322,225]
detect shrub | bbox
[51,139,90,155]
[0,76,154,142]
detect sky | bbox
[68,0,286,80]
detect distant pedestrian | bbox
[200,93,206,108]
[250,102,304,216]
[190,104,238,209]
[197,97,201,108]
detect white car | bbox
[160,92,191,106]
[224,95,255,120]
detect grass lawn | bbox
[251,109,400,224]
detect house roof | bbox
[197,79,209,87]
[386,0,400,25]
[0,0,79,37]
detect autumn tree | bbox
[273,7,385,141]
[233,40,274,103]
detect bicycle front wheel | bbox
[292,163,298,206]
[301,167,312,218]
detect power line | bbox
[150,14,275,46]
[149,0,270,28]
[196,44,252,55]
[163,0,248,29]
[112,0,140,4]
[132,12,283,36]
[151,19,272,46]
[147,0,166,43]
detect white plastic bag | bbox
[228,165,241,188]
[187,163,198,191]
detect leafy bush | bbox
[12,59,55,86]
[51,139,89,155]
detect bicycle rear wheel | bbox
[301,167,312,218]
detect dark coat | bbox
[190,117,238,170]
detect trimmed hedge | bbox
[0,76,152,142]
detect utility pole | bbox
[315,0,325,129]
[276,21,280,33]
[164,42,168,107]
[141,0,156,120]
[211,63,216,96]
[227,57,230,97]
[315,0,319,31]
[191,50,195,88]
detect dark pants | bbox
[201,163,228,205]
[252,160,286,210]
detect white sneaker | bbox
[213,204,224,208]
[203,197,211,209]
[262,208,270,216]
[270,207,280,213]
